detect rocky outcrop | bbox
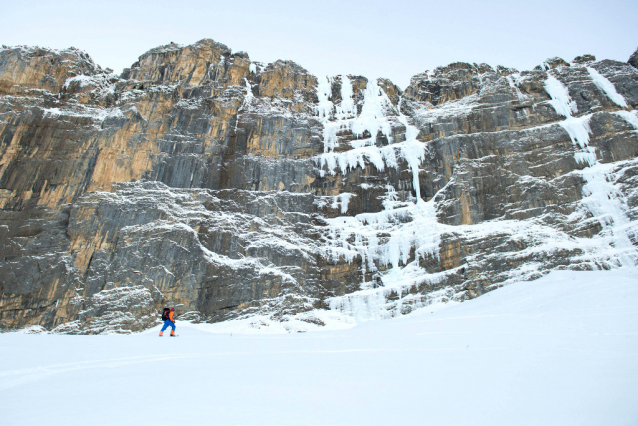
[1,39,638,333]
[121,39,250,89]
[0,45,103,95]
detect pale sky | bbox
[2,0,637,89]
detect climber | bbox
[159,307,177,337]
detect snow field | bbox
[3,270,638,425]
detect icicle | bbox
[335,75,356,120]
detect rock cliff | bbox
[1,39,638,333]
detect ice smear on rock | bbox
[315,79,426,183]
[321,67,638,324]
[506,73,529,101]
[586,67,628,108]
[316,78,395,160]
[331,193,355,214]
[314,78,442,321]
[614,110,638,130]
[336,75,356,119]
[316,76,333,122]
[545,72,638,268]
[560,115,595,166]
[544,74,578,118]
[326,200,444,321]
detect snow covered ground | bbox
[3,269,638,426]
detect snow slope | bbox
[3,269,637,426]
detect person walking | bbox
[159,307,177,337]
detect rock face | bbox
[1,39,638,333]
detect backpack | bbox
[161,308,171,321]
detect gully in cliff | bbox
[159,307,177,337]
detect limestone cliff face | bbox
[1,39,638,333]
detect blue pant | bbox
[161,320,175,332]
